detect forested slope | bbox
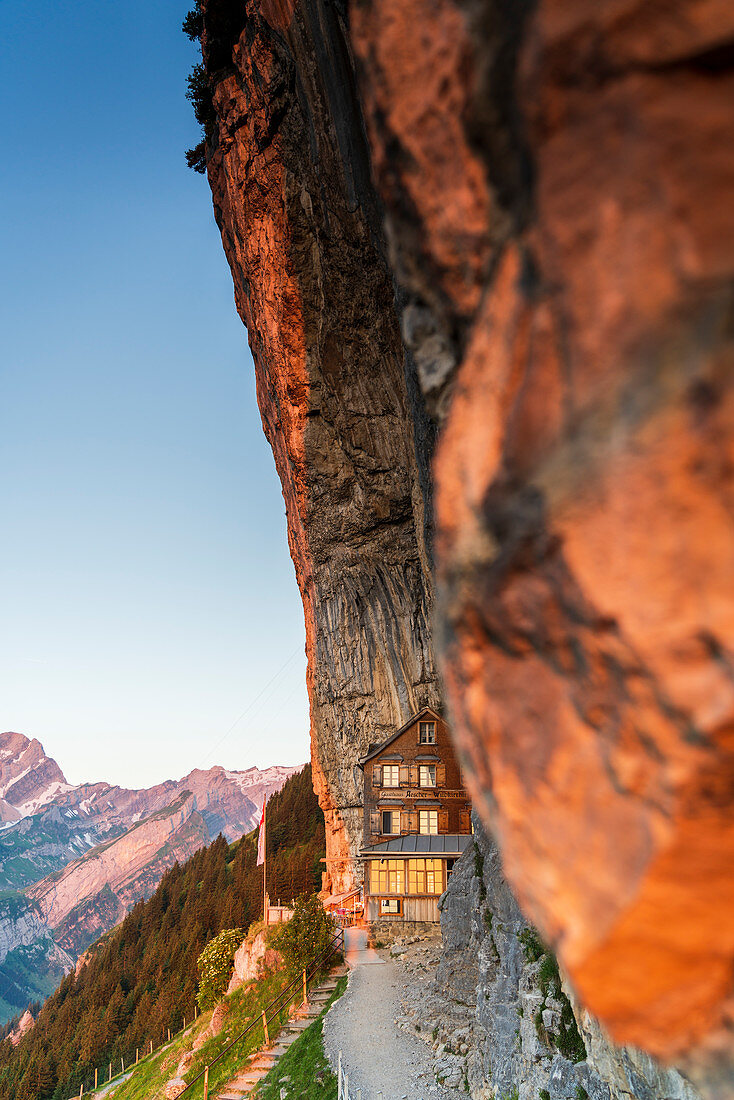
[0,765,323,1100]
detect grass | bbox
[110,969,292,1100]
[254,975,347,1100]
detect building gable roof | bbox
[358,706,443,767]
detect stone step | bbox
[249,1054,277,1070]
[212,965,345,1099]
[272,1033,304,1049]
[233,1069,269,1082]
[231,1072,268,1087]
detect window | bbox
[380,898,402,915]
[419,809,438,835]
[381,810,400,835]
[419,764,436,788]
[382,764,400,788]
[405,859,445,895]
[369,859,405,895]
[419,721,436,744]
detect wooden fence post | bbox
[94,1068,98,1090]
[302,969,307,1005]
[150,1039,153,1055]
[121,1056,125,1074]
[203,1065,209,1100]
[261,1010,269,1046]
[109,1062,112,1082]
[79,1083,83,1098]
[136,1047,139,1064]
[168,1027,171,1042]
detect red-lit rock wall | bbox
[200,0,440,895]
[198,0,734,1079]
[348,0,734,1070]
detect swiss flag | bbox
[256,800,266,866]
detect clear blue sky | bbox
[0,2,310,788]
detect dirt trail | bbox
[322,930,457,1100]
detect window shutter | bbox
[408,811,419,833]
[399,764,410,786]
[436,763,446,787]
[459,808,471,834]
[400,810,410,834]
[370,811,380,835]
[409,764,419,787]
[438,809,449,834]
[372,763,381,787]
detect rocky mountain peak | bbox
[0,732,69,815]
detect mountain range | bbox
[0,731,299,1022]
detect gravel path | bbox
[323,934,458,1100]
[90,1070,132,1097]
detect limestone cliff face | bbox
[199,0,440,891]
[436,817,701,1100]
[196,0,734,1076]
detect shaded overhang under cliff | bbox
[360,834,472,858]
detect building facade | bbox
[359,708,472,924]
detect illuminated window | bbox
[382,764,400,787]
[419,764,436,787]
[369,859,405,894]
[405,859,445,895]
[419,809,438,835]
[380,898,402,915]
[381,810,400,835]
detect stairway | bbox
[214,966,347,1100]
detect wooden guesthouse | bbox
[358,707,472,925]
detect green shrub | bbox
[539,1089,551,1100]
[518,927,545,964]
[270,894,335,978]
[184,61,216,173]
[558,998,587,1064]
[473,843,487,901]
[182,3,203,41]
[533,946,587,1064]
[538,953,560,998]
[196,927,245,1011]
